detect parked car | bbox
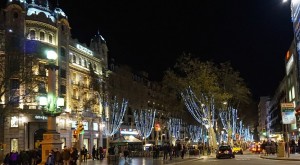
[232,145,243,154]
[216,145,235,159]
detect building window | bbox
[93,139,98,148]
[60,85,66,94]
[40,31,45,41]
[59,118,66,129]
[61,47,66,57]
[60,69,66,78]
[93,123,98,131]
[71,121,76,129]
[11,138,18,152]
[83,121,88,130]
[49,34,52,43]
[11,116,18,127]
[61,138,66,149]
[83,138,89,150]
[10,79,20,105]
[73,55,76,63]
[30,30,35,40]
[78,57,82,65]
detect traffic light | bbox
[0,143,3,151]
[77,123,84,134]
[73,130,78,140]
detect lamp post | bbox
[39,50,64,165]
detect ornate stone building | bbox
[0,0,108,154]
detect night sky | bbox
[1,0,295,100]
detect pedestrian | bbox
[62,146,71,165]
[163,143,169,160]
[81,146,88,162]
[54,148,61,165]
[114,145,119,160]
[46,151,55,165]
[181,145,186,159]
[123,147,129,160]
[99,146,104,160]
[92,145,96,160]
[70,147,78,165]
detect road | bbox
[82,153,300,165]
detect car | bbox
[232,145,243,154]
[216,145,235,159]
[249,142,261,154]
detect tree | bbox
[162,53,253,149]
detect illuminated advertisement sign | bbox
[281,103,296,124]
[76,44,93,56]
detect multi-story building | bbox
[258,96,270,141]
[268,78,286,141]
[0,0,108,154]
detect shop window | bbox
[83,139,89,150]
[11,138,18,152]
[93,139,98,148]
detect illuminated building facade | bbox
[0,0,108,153]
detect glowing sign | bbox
[76,44,93,56]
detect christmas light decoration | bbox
[188,125,202,142]
[168,118,182,140]
[134,109,156,139]
[102,96,128,136]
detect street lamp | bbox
[39,50,64,165]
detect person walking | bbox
[181,145,186,159]
[62,146,71,165]
[123,147,129,160]
[114,145,119,161]
[99,146,104,160]
[54,148,62,165]
[46,151,55,165]
[92,145,96,160]
[70,147,78,165]
[163,144,169,160]
[81,146,88,162]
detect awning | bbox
[111,135,142,143]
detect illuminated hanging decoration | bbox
[188,125,202,142]
[168,118,182,140]
[134,109,156,139]
[181,87,215,127]
[102,96,128,136]
[219,107,238,140]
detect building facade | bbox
[0,0,108,154]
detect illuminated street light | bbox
[39,50,64,164]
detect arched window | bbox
[40,31,45,41]
[30,30,35,40]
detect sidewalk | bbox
[260,153,300,161]
[82,155,202,165]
